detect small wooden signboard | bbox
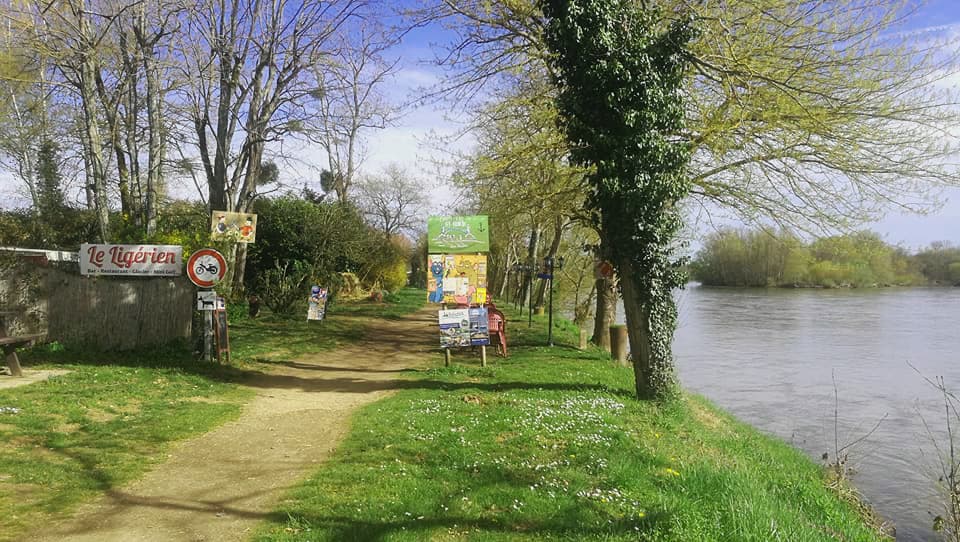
[213,308,230,363]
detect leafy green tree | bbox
[543,0,696,400]
[417,0,960,231]
[949,262,960,285]
[415,0,960,353]
[246,196,408,302]
[452,77,588,310]
[914,242,960,284]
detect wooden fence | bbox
[0,251,193,350]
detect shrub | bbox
[247,196,379,292]
[258,260,314,316]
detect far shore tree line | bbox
[690,228,960,288]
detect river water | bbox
[615,285,960,540]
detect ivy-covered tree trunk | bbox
[543,0,696,400]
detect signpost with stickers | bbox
[429,216,495,367]
[187,248,229,363]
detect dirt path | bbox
[31,306,438,542]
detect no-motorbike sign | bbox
[187,248,227,288]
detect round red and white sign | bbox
[187,248,227,288]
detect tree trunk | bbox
[616,256,679,401]
[123,41,143,225]
[141,25,162,237]
[522,224,541,310]
[592,276,616,350]
[592,235,617,350]
[79,58,110,241]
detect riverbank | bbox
[255,306,889,541]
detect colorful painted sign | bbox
[187,248,227,288]
[427,216,489,253]
[80,244,182,276]
[307,285,328,321]
[211,211,257,243]
[427,254,488,305]
[439,307,490,348]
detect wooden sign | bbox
[80,244,182,276]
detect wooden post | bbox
[610,325,628,366]
[204,310,214,362]
[3,347,23,377]
[480,345,487,367]
[579,329,588,350]
[444,348,451,367]
[0,317,23,377]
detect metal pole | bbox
[548,260,555,346]
[528,271,533,328]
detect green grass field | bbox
[254,303,887,541]
[0,287,425,542]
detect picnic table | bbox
[0,310,42,377]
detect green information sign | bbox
[427,216,489,253]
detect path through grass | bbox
[255,305,886,541]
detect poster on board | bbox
[427,216,489,253]
[439,309,471,348]
[427,254,487,305]
[467,307,490,346]
[307,285,328,321]
[211,211,258,243]
[439,307,490,348]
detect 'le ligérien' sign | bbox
[80,244,183,277]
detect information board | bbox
[439,307,489,348]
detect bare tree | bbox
[355,163,427,239]
[311,20,402,203]
[169,0,363,288]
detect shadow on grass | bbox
[266,507,672,541]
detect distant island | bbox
[689,228,960,288]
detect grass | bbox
[0,287,426,541]
[231,286,427,363]
[254,303,887,541]
[0,346,252,542]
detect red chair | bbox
[487,307,507,357]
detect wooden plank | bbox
[0,336,41,347]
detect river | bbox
[614,285,960,540]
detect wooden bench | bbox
[0,334,42,377]
[0,311,42,377]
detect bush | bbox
[949,262,960,285]
[379,259,408,292]
[258,260,314,316]
[247,197,380,292]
